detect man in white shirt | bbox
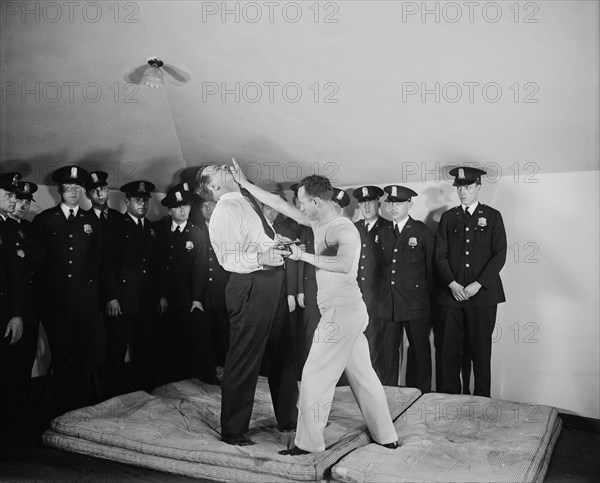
[195,164,298,447]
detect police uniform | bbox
[33,166,102,412]
[352,186,392,377]
[84,171,120,227]
[0,173,28,436]
[102,181,160,396]
[377,186,434,391]
[6,181,44,423]
[157,184,218,384]
[434,167,507,397]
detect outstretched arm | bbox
[231,158,311,227]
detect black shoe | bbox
[221,434,254,446]
[380,441,401,449]
[279,445,310,456]
[278,422,297,433]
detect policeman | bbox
[377,186,435,391]
[434,167,507,397]
[33,165,102,412]
[352,186,391,375]
[103,180,160,396]
[196,196,230,367]
[7,180,43,425]
[157,183,219,384]
[0,172,26,437]
[85,171,120,225]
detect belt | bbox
[260,265,285,271]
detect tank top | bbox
[311,217,363,308]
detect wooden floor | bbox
[1,412,599,482]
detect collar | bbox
[60,203,79,218]
[171,220,187,232]
[393,216,410,233]
[364,217,378,231]
[0,213,7,222]
[128,213,143,226]
[93,207,108,219]
[462,201,479,214]
[220,192,243,201]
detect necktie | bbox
[464,207,471,221]
[395,224,400,236]
[101,211,107,222]
[241,188,275,239]
[137,219,144,231]
[68,209,75,223]
[173,225,181,236]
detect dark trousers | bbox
[206,307,230,367]
[378,317,431,392]
[436,305,497,397]
[162,307,216,383]
[220,270,298,436]
[364,312,387,383]
[105,313,157,397]
[43,310,98,412]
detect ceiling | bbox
[1,1,598,191]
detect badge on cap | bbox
[70,167,78,179]
[12,174,19,186]
[391,186,398,197]
[458,168,465,179]
[362,187,368,198]
[175,192,183,202]
[337,191,344,201]
[91,173,99,183]
[183,183,189,191]
[23,183,31,193]
[139,181,146,192]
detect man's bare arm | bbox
[291,222,357,274]
[231,158,311,227]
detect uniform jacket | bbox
[273,214,302,297]
[33,206,102,317]
[297,225,317,307]
[377,217,435,321]
[354,216,392,308]
[434,203,507,307]
[0,218,26,324]
[198,222,230,309]
[157,219,207,311]
[102,213,160,314]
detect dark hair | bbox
[298,175,333,201]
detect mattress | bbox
[331,392,562,483]
[43,377,421,482]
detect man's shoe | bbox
[380,441,401,449]
[278,422,297,433]
[221,434,255,446]
[279,445,310,456]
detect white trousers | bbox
[294,301,398,452]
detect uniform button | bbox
[362,244,366,247]
[69,234,73,238]
[466,263,470,268]
[142,270,146,274]
[209,277,213,281]
[465,251,470,255]
[122,280,126,283]
[69,247,74,251]
[361,255,366,259]
[465,227,470,232]
[142,258,146,262]
[466,239,470,243]
[209,268,213,271]
[394,249,398,252]
[392,259,396,263]
[209,258,213,261]
[68,260,73,264]
[67,274,72,278]
[360,266,364,269]
[361,277,365,281]
[391,270,395,274]
[416,284,419,288]
[391,281,395,285]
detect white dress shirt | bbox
[209,192,275,273]
[60,203,79,219]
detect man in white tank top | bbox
[231,160,399,455]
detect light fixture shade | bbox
[142,65,164,88]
